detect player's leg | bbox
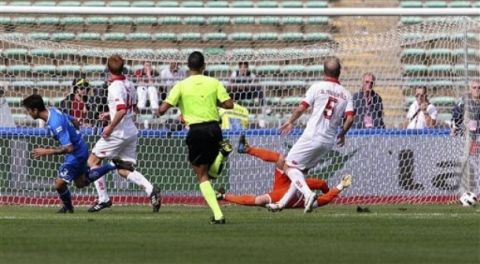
[147,85,159,115]
[208,140,232,179]
[237,133,280,163]
[266,183,297,212]
[88,176,112,212]
[306,178,330,194]
[55,164,77,213]
[216,187,271,206]
[314,174,352,208]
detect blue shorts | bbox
[58,155,88,184]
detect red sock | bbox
[224,194,256,205]
[316,188,340,207]
[247,147,280,163]
[306,178,329,194]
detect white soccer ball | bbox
[459,192,478,207]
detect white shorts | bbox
[92,134,137,164]
[137,85,159,111]
[285,135,333,171]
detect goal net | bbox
[0,11,478,207]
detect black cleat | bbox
[215,187,226,200]
[87,200,112,213]
[112,157,134,172]
[57,206,74,214]
[210,216,226,224]
[237,133,249,153]
[150,186,161,213]
[219,141,233,157]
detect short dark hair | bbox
[22,94,46,111]
[324,56,341,78]
[187,51,205,71]
[238,61,249,67]
[108,54,124,75]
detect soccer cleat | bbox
[208,141,232,179]
[215,187,225,200]
[219,140,233,157]
[57,206,74,214]
[111,157,134,172]
[87,200,112,213]
[341,174,353,188]
[266,203,283,212]
[304,192,318,213]
[210,216,226,224]
[150,186,161,213]
[237,133,249,154]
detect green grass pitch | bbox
[0,204,478,264]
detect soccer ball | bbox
[459,192,478,207]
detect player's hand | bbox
[420,102,428,112]
[279,121,293,136]
[32,148,49,158]
[337,135,345,147]
[99,112,110,121]
[102,125,113,138]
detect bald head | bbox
[324,56,341,78]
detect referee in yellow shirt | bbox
[158,51,234,224]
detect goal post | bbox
[0,7,478,206]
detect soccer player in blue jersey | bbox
[22,94,116,213]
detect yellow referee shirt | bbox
[219,103,249,130]
[165,75,231,125]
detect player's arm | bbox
[337,95,355,147]
[217,81,234,109]
[157,83,179,116]
[279,103,308,135]
[33,123,74,158]
[218,99,234,109]
[158,101,173,116]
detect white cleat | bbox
[304,192,318,213]
[341,174,353,188]
[266,203,283,212]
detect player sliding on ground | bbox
[23,94,118,213]
[216,134,352,209]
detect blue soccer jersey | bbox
[46,107,89,182]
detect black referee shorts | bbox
[186,121,222,166]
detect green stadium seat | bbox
[259,16,280,25]
[257,1,278,8]
[203,32,227,41]
[429,96,455,106]
[282,1,303,8]
[37,17,60,25]
[6,97,23,107]
[454,64,478,73]
[279,48,304,57]
[305,1,328,8]
[207,16,231,25]
[0,17,12,25]
[475,1,480,8]
[304,32,330,41]
[2,49,28,58]
[400,1,422,8]
[253,32,278,41]
[254,48,278,56]
[134,16,158,25]
[305,64,325,74]
[7,65,31,74]
[427,48,451,57]
[32,65,56,74]
[184,16,206,25]
[206,64,230,73]
[178,32,202,41]
[156,1,178,7]
[229,32,253,41]
[281,32,304,41]
[281,17,304,25]
[305,48,329,57]
[156,48,180,57]
[205,1,229,8]
[428,64,452,74]
[77,32,101,40]
[30,48,54,57]
[12,81,35,88]
[86,16,109,24]
[158,16,182,25]
[400,16,423,25]
[0,65,6,74]
[36,1,56,6]
[83,1,106,7]
[51,32,76,41]
[452,48,477,57]
[231,48,254,56]
[232,1,254,8]
[306,16,329,25]
[89,80,105,87]
[259,80,282,87]
[9,1,31,6]
[54,49,77,57]
[233,16,256,25]
[203,48,225,56]
[266,97,281,106]
[110,16,133,25]
[61,16,84,25]
[131,48,155,57]
[402,48,426,57]
[282,64,305,74]
[57,65,81,74]
[153,32,177,41]
[284,80,307,87]
[403,64,428,74]
[131,1,155,7]
[2,33,25,39]
[255,65,281,74]
[36,81,61,88]
[129,32,152,41]
[26,32,50,40]
[103,32,127,41]
[108,1,130,7]
[424,1,447,8]
[450,1,471,8]
[181,1,204,8]
[281,96,302,106]
[13,16,36,25]
[83,64,106,73]
[58,1,81,6]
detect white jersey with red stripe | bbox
[108,77,138,138]
[300,78,354,143]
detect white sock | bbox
[127,171,154,195]
[94,176,110,203]
[286,168,313,197]
[277,183,297,207]
[336,183,344,191]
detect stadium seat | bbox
[304,32,330,41]
[30,48,54,57]
[184,16,206,25]
[7,97,23,107]
[0,17,11,25]
[36,81,61,88]
[400,1,422,8]
[181,1,204,8]
[259,80,282,88]
[77,32,101,40]
[452,48,477,57]
[231,48,254,56]
[108,1,130,7]
[37,17,60,25]
[427,48,451,57]
[131,1,155,7]
[305,64,325,74]
[266,97,281,106]
[424,1,447,8]
[204,32,227,41]
[233,16,255,24]
[51,32,76,41]
[305,1,328,8]
[129,32,152,41]
[83,1,106,7]
[61,16,84,25]
[257,1,278,8]
[57,65,81,74]
[156,48,180,57]
[134,16,158,25]
[255,65,281,75]
[449,1,472,8]
[12,81,35,88]
[232,1,254,8]
[2,49,28,58]
[281,17,304,25]
[7,65,31,74]
[9,1,31,6]
[203,48,225,56]
[306,16,329,25]
[110,16,133,25]
[13,17,36,25]
[281,32,304,41]
[178,32,202,41]
[400,16,423,25]
[429,96,455,106]
[205,1,229,8]
[281,64,305,74]
[26,32,50,40]
[284,80,307,87]
[253,32,278,41]
[54,49,77,58]
[36,1,56,6]
[83,64,106,73]
[402,48,426,57]
[454,64,478,73]
[207,16,231,25]
[153,32,177,41]
[103,32,127,41]
[156,1,179,7]
[229,32,253,41]
[32,65,56,74]
[282,1,303,8]
[403,64,428,74]
[258,16,280,25]
[281,96,302,106]
[279,48,304,57]
[158,16,182,25]
[86,16,109,24]
[428,64,452,74]
[206,64,230,73]
[58,1,81,6]
[254,48,278,56]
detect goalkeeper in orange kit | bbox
[216,134,352,210]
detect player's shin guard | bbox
[87,163,116,183]
[199,181,224,221]
[57,187,73,210]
